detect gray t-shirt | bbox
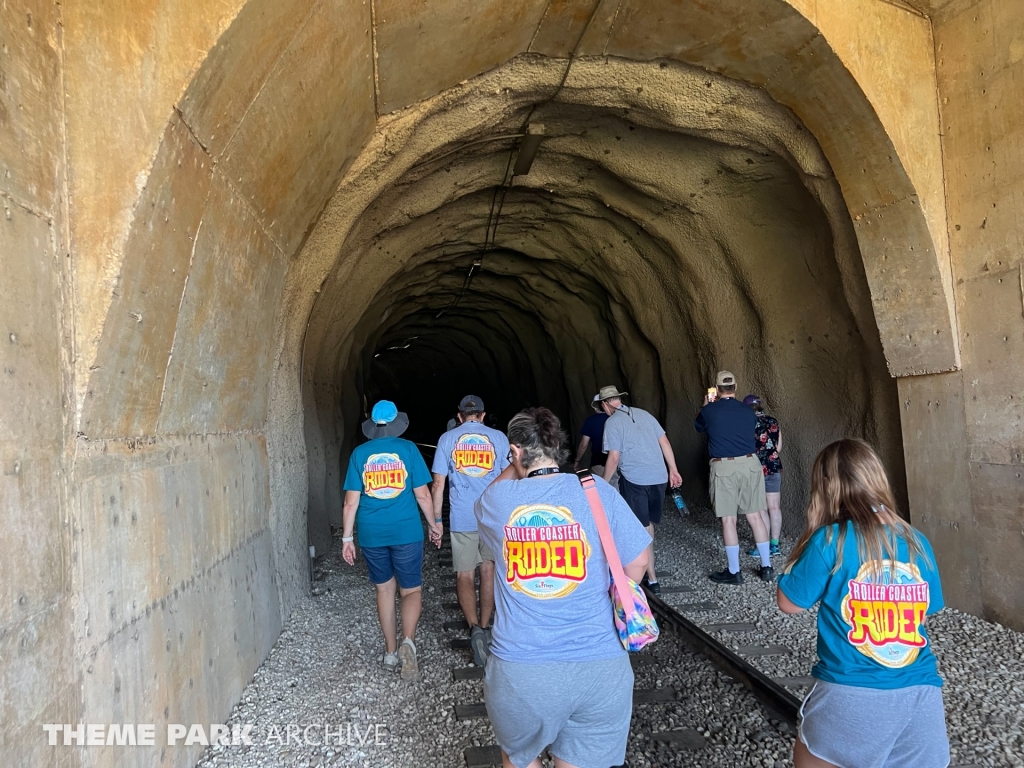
[432,421,509,532]
[475,473,651,663]
[603,406,668,485]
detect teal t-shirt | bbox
[343,437,431,548]
[777,521,944,690]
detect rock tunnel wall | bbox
[2,1,1021,766]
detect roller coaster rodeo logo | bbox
[452,434,496,476]
[842,560,931,668]
[362,453,408,499]
[504,504,591,599]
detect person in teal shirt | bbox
[341,401,440,681]
[776,438,949,768]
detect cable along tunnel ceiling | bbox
[302,56,903,543]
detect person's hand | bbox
[669,470,683,488]
[429,521,444,547]
[342,540,356,565]
[703,393,711,406]
[573,459,580,471]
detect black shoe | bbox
[759,566,775,583]
[647,580,661,597]
[709,568,743,585]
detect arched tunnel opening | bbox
[300,56,905,555]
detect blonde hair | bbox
[786,438,929,579]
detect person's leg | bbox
[374,577,399,653]
[644,484,665,585]
[456,570,479,626]
[501,752,542,768]
[452,531,484,627]
[398,585,422,641]
[644,523,656,583]
[479,559,496,628]
[767,491,782,542]
[721,513,739,546]
[391,542,425,680]
[794,740,840,768]
[552,758,581,768]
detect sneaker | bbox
[382,651,400,673]
[709,568,743,585]
[646,580,662,597]
[759,565,775,583]
[470,625,490,668]
[747,547,759,558]
[398,637,419,681]
[770,543,781,557]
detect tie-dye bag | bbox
[577,471,660,652]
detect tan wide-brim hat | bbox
[596,385,628,402]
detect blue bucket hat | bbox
[362,400,410,439]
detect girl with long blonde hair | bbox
[776,439,950,768]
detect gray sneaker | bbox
[470,625,490,668]
[398,638,419,681]
[382,651,400,673]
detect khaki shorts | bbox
[709,455,767,517]
[451,530,495,573]
[591,464,619,488]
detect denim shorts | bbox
[361,541,423,589]
[484,654,633,768]
[799,680,950,768]
[618,476,667,526]
[764,471,782,494]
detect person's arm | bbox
[694,406,708,433]
[431,473,446,520]
[657,434,683,488]
[776,429,782,453]
[488,461,519,487]
[574,435,591,469]
[603,450,620,483]
[414,484,442,547]
[624,549,649,583]
[777,588,804,614]
[341,490,361,565]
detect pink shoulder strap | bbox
[578,472,638,624]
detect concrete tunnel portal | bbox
[300,56,905,556]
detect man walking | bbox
[694,372,774,584]
[574,395,616,485]
[599,385,682,596]
[432,395,509,667]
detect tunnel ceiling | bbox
[302,55,902,511]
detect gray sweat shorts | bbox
[799,680,950,768]
[484,654,634,768]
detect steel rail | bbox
[643,588,802,727]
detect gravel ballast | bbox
[198,507,1023,768]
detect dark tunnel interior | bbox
[300,57,908,550]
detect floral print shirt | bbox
[755,413,782,475]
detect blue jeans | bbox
[361,541,424,589]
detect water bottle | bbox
[671,487,688,515]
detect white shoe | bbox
[382,651,400,673]
[398,638,419,681]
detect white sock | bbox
[725,545,740,574]
[756,541,771,568]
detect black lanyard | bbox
[527,467,561,478]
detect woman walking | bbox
[340,400,442,681]
[475,407,651,768]
[776,438,949,768]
